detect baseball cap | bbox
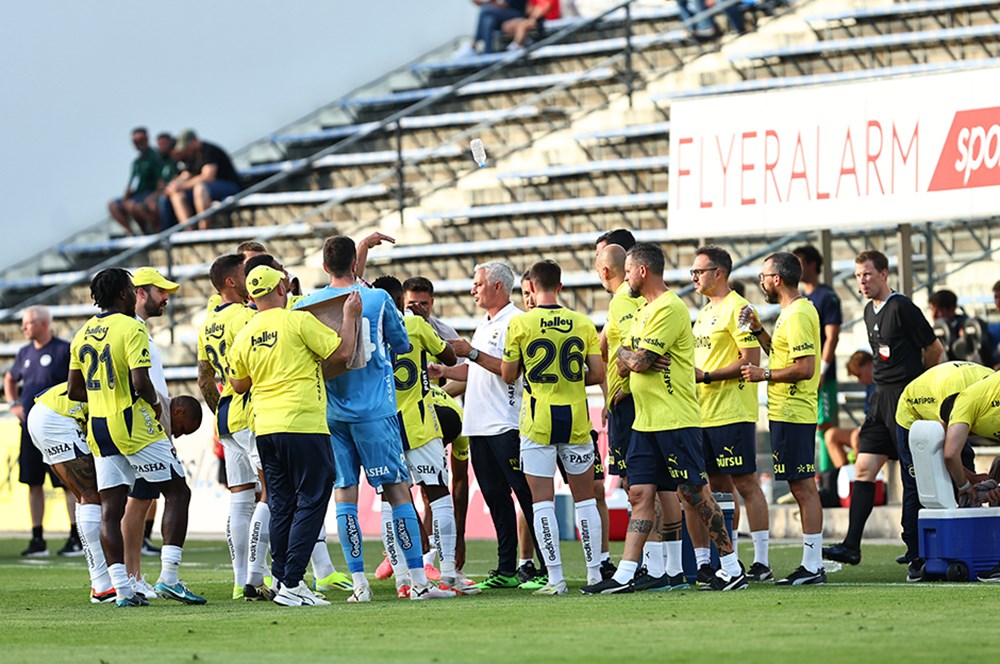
[132,267,180,293]
[175,129,197,151]
[246,265,284,299]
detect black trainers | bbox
[665,573,690,591]
[599,558,617,581]
[775,566,827,586]
[895,554,909,565]
[581,576,634,595]
[906,559,925,583]
[977,563,1000,582]
[141,537,161,557]
[699,569,749,591]
[57,536,84,557]
[516,560,540,584]
[696,563,716,585]
[21,537,48,557]
[632,567,671,592]
[822,543,861,565]
[747,562,773,581]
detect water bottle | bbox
[470,138,487,167]
[822,559,843,573]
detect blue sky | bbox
[0,1,476,270]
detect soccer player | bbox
[689,246,771,581]
[823,250,943,569]
[67,268,205,607]
[586,243,746,594]
[295,236,453,602]
[501,260,605,595]
[229,265,361,606]
[741,252,825,585]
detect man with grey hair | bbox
[429,260,546,591]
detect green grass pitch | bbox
[0,538,993,662]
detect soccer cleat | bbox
[58,536,84,557]
[90,587,117,604]
[516,561,540,584]
[580,577,634,595]
[599,558,617,581]
[396,585,411,599]
[141,537,161,557]
[700,569,749,591]
[244,583,276,601]
[314,571,353,592]
[154,580,208,605]
[232,585,243,600]
[747,562,774,582]
[450,571,483,595]
[409,583,455,600]
[518,574,548,590]
[775,566,827,586]
[375,553,393,580]
[131,575,158,600]
[895,554,910,565]
[696,563,716,585]
[977,563,1000,582]
[274,580,330,607]
[115,593,149,608]
[822,543,861,565]
[665,573,690,591]
[474,570,520,590]
[21,537,48,557]
[533,580,568,596]
[632,568,671,592]
[906,559,925,583]
[347,584,373,603]
[425,563,442,582]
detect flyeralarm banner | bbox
[668,66,1000,236]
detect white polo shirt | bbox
[136,314,170,435]
[462,301,523,437]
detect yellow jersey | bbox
[504,305,601,445]
[69,311,165,456]
[428,385,469,461]
[198,301,255,435]
[394,316,446,450]
[627,291,701,432]
[228,308,342,436]
[896,361,993,429]
[693,290,760,427]
[605,282,645,407]
[767,297,821,424]
[945,370,1000,440]
[35,382,88,428]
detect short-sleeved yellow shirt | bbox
[394,316,447,450]
[198,301,255,435]
[35,382,88,428]
[693,290,760,427]
[605,283,645,407]
[767,297,821,424]
[896,361,992,429]
[946,370,1000,440]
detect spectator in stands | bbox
[131,132,180,234]
[989,280,1000,368]
[929,288,994,366]
[823,351,875,470]
[403,276,459,341]
[595,228,636,253]
[455,0,528,57]
[108,127,163,235]
[160,129,242,231]
[501,0,560,51]
[677,0,745,40]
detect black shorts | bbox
[435,404,463,446]
[858,384,904,459]
[702,422,757,475]
[129,478,162,500]
[769,421,816,481]
[626,427,708,491]
[18,421,64,488]
[607,394,635,477]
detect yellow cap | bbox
[246,265,284,299]
[132,267,180,293]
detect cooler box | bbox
[681,492,735,585]
[837,464,886,508]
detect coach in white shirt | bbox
[428,260,546,587]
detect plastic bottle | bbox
[470,138,487,167]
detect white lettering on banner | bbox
[668,66,1000,237]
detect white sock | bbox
[430,495,457,578]
[643,542,665,577]
[518,558,531,567]
[751,530,770,567]
[311,524,336,580]
[575,499,601,583]
[246,501,270,587]
[665,540,684,577]
[423,547,438,568]
[159,544,183,585]
[381,503,408,586]
[601,551,610,562]
[533,501,562,585]
[613,559,638,585]
[732,531,739,558]
[77,503,112,593]
[694,547,711,567]
[227,490,255,587]
[351,571,368,587]
[720,551,742,578]
[802,533,823,573]
[108,562,133,600]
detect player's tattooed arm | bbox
[197,361,220,413]
[616,347,671,374]
[627,519,653,534]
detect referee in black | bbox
[823,250,943,577]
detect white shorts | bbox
[27,403,89,465]
[404,438,449,487]
[221,428,260,488]
[93,439,184,491]
[520,435,594,478]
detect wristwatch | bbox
[703,372,712,385]
[763,369,771,382]
[468,348,480,362]
[751,327,764,337]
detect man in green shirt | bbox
[107,127,163,235]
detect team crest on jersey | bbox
[84,324,110,342]
[251,330,278,350]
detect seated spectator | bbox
[160,129,242,231]
[929,288,994,366]
[677,0,746,40]
[132,132,179,234]
[108,127,162,235]
[823,351,875,469]
[501,0,560,51]
[455,0,527,57]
